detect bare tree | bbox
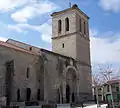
[97,65,119,108]
[92,73,102,108]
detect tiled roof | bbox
[0,41,39,55]
[41,48,73,59]
[41,48,91,67]
[107,79,120,84]
[6,39,40,49]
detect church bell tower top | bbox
[72,4,78,8]
[51,4,89,19]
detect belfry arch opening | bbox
[65,17,69,31]
[58,20,62,33]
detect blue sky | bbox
[0,0,120,76]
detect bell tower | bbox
[51,4,90,65]
[51,4,92,100]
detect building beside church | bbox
[0,4,92,105]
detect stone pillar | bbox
[76,75,80,102]
[62,81,66,103]
[77,79,79,95]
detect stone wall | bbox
[0,45,40,102]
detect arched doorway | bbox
[65,66,77,103]
[37,89,40,100]
[57,88,60,103]
[72,92,75,102]
[26,88,31,101]
[66,84,70,103]
[17,89,20,101]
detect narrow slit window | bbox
[62,43,64,48]
[27,67,30,78]
[29,47,32,51]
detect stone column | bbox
[76,74,80,102]
[62,80,66,103]
[62,66,66,103]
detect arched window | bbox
[86,22,89,35]
[79,19,81,32]
[65,17,69,31]
[84,22,86,34]
[58,20,62,33]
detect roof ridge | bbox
[7,39,41,49]
[0,41,39,55]
[51,4,89,19]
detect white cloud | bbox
[90,29,120,64]
[99,0,120,12]
[8,21,52,43]
[37,23,52,43]
[90,28,99,37]
[0,0,31,12]
[0,0,57,22]
[0,37,8,42]
[11,1,57,23]
[8,24,23,33]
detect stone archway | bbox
[64,66,78,103]
[17,89,20,101]
[65,66,77,79]
[66,84,70,103]
[26,88,31,101]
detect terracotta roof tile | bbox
[107,79,120,84]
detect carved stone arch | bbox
[39,53,48,74]
[40,53,48,61]
[38,54,48,101]
[64,66,78,79]
[64,65,78,103]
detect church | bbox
[0,4,92,105]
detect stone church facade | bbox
[0,4,92,104]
